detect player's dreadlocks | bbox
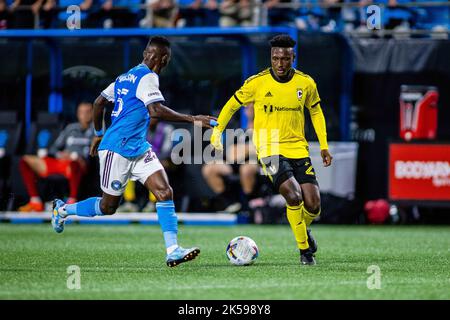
[269,34,296,48]
[147,36,171,48]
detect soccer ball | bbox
[226,236,259,266]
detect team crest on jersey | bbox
[111,180,123,191]
[297,89,303,100]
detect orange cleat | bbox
[18,201,44,212]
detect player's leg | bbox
[18,155,46,211]
[278,178,308,249]
[294,158,321,254]
[143,169,200,267]
[50,150,129,233]
[138,149,199,267]
[260,155,314,265]
[51,192,121,233]
[300,183,321,227]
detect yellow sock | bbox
[124,180,136,202]
[303,206,320,227]
[286,204,309,250]
[149,192,157,203]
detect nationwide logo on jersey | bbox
[263,105,273,113]
[297,89,303,100]
[265,91,273,97]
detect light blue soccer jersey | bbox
[99,64,165,158]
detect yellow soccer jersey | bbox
[220,68,328,159]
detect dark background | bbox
[1,34,449,214]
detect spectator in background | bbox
[177,0,204,26]
[296,0,343,32]
[382,0,416,31]
[354,0,416,36]
[264,0,296,26]
[202,104,259,213]
[140,0,178,28]
[18,102,94,212]
[296,0,326,31]
[415,0,449,38]
[91,0,142,28]
[219,0,254,27]
[0,0,11,29]
[34,0,58,29]
[177,0,219,27]
[9,0,41,28]
[203,0,219,26]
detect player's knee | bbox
[304,198,321,214]
[153,186,173,202]
[284,191,302,207]
[100,201,118,215]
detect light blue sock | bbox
[63,197,104,217]
[156,200,178,252]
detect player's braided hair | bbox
[269,34,296,48]
[147,36,171,48]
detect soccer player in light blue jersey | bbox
[51,36,216,267]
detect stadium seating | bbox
[0,111,22,211]
[10,113,65,208]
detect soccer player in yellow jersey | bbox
[210,34,333,265]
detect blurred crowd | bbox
[0,0,448,33]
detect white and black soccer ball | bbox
[226,236,259,266]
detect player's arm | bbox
[306,81,332,167]
[90,83,114,157]
[137,73,216,128]
[210,78,256,151]
[147,102,216,128]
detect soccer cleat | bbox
[166,246,200,267]
[307,229,318,254]
[18,201,44,212]
[51,199,66,234]
[300,248,316,266]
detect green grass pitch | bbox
[0,224,449,299]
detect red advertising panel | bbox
[389,143,450,201]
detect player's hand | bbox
[210,127,223,152]
[192,115,218,129]
[321,149,333,167]
[90,136,103,157]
